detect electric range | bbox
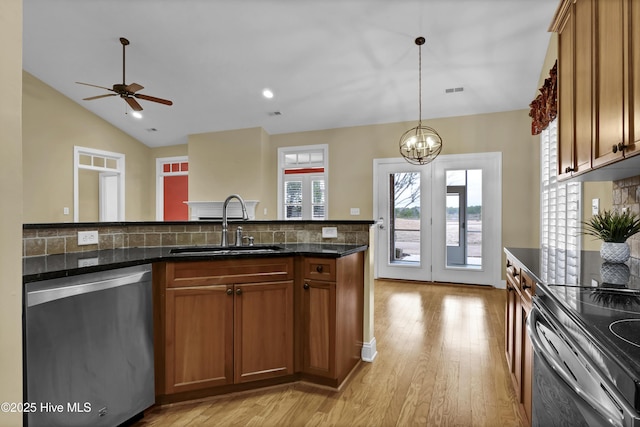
[507,247,640,416]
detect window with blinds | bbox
[279,145,328,220]
[540,119,581,284]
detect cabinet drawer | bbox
[520,270,536,303]
[166,257,294,287]
[303,258,336,281]
[506,259,520,282]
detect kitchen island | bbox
[23,220,374,407]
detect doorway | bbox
[374,153,502,286]
[74,146,125,222]
[156,156,189,221]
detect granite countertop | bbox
[504,247,640,289]
[23,243,368,283]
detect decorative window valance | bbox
[529,60,557,135]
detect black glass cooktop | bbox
[544,284,640,363]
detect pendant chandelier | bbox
[399,36,443,165]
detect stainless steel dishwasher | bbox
[24,264,155,427]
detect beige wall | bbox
[186,110,540,249]
[23,63,541,255]
[280,111,540,249]
[22,72,154,223]
[188,127,276,218]
[1,1,23,425]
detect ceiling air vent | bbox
[445,87,464,93]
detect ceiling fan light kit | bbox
[399,36,443,166]
[76,37,173,113]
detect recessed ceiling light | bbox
[132,111,143,119]
[262,88,274,99]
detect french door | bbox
[375,160,433,281]
[374,153,502,286]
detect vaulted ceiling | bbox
[23,0,558,147]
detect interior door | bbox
[374,159,432,281]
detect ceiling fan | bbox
[76,37,173,112]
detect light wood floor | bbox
[135,280,524,427]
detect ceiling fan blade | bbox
[83,94,117,101]
[76,81,114,92]
[126,83,144,93]
[134,93,173,106]
[124,96,143,111]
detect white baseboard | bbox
[361,337,377,362]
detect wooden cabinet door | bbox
[505,279,518,374]
[234,280,294,383]
[573,0,594,175]
[521,305,533,426]
[593,0,626,167]
[557,9,576,179]
[165,285,233,393]
[627,0,640,154]
[513,293,524,401]
[301,279,336,378]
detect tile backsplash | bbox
[23,222,371,257]
[613,176,640,258]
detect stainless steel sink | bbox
[169,245,285,256]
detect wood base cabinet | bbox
[504,257,534,426]
[299,252,364,387]
[154,258,294,400]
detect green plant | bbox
[581,210,640,243]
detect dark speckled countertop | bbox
[23,243,368,283]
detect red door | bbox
[163,161,188,221]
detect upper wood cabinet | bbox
[552,0,640,180]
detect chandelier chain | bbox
[418,41,422,126]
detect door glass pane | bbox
[390,172,420,264]
[445,170,482,268]
[446,194,460,246]
[467,170,482,266]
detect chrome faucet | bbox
[221,194,249,247]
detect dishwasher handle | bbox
[27,269,151,307]
[528,305,632,426]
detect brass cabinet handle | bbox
[226,288,233,296]
[303,283,310,290]
[236,288,243,296]
[316,265,323,273]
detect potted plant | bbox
[582,209,640,263]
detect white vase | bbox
[600,242,630,263]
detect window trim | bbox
[277,144,328,220]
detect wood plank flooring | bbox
[135,280,524,427]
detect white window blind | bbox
[540,119,581,284]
